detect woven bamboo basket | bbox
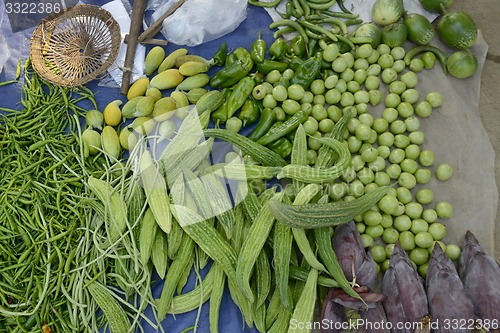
[29,4,121,87]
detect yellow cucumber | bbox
[103,100,123,126]
[101,126,121,160]
[121,96,142,119]
[81,128,101,157]
[186,87,208,103]
[174,54,211,68]
[145,46,166,76]
[195,89,225,114]
[170,90,189,108]
[150,69,184,90]
[176,73,210,92]
[152,96,177,122]
[145,87,163,102]
[118,127,138,151]
[158,48,188,73]
[127,77,149,100]
[130,116,155,135]
[135,96,155,117]
[178,61,210,76]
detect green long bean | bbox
[0,63,156,332]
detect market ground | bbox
[453,0,500,260]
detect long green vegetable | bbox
[0,63,156,333]
[0,64,95,331]
[268,186,390,229]
[277,136,351,184]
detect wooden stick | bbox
[120,0,147,95]
[124,35,169,46]
[138,0,186,43]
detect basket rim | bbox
[29,4,122,87]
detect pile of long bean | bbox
[0,62,155,332]
[250,0,362,56]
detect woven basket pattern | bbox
[29,4,121,87]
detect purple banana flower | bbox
[321,288,347,333]
[332,221,377,288]
[382,242,429,333]
[426,244,475,332]
[320,287,386,333]
[356,302,392,333]
[459,230,500,324]
[321,221,387,333]
[329,286,385,311]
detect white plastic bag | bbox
[153,0,247,46]
[101,0,145,86]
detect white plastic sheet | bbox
[150,0,248,46]
[102,0,146,86]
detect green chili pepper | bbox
[248,0,283,7]
[269,19,309,45]
[257,108,309,145]
[226,76,256,119]
[288,56,304,71]
[298,19,339,44]
[292,8,303,19]
[210,47,254,88]
[238,99,260,126]
[308,38,319,57]
[337,41,353,54]
[212,42,227,67]
[285,1,294,17]
[267,137,293,159]
[226,52,238,66]
[251,32,267,64]
[289,54,322,90]
[286,126,297,142]
[267,121,284,132]
[23,313,37,329]
[256,58,289,74]
[235,47,254,70]
[274,76,290,88]
[322,69,336,80]
[316,51,332,69]
[212,89,232,126]
[344,18,364,26]
[252,71,265,84]
[297,0,310,17]
[278,1,293,19]
[248,107,277,141]
[15,58,22,80]
[269,38,287,60]
[288,35,307,58]
[337,0,352,14]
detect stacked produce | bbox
[370,0,479,78]
[0,0,498,332]
[0,62,158,332]
[321,226,499,332]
